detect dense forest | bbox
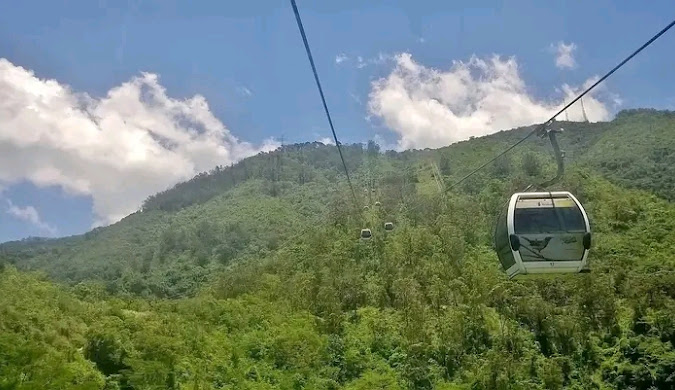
[1,109,674,389]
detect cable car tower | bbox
[580,97,589,122]
[430,161,444,193]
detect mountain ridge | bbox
[1,108,673,296]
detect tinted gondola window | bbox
[514,198,585,234]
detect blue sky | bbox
[0,0,674,242]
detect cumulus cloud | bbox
[5,199,57,235]
[0,58,278,226]
[552,41,577,69]
[368,53,611,150]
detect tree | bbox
[439,154,452,176]
[521,153,541,177]
[492,155,512,178]
[367,140,381,159]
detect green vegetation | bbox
[0,109,674,389]
[584,109,675,201]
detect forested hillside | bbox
[1,109,674,389]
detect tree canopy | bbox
[1,110,674,389]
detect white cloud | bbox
[356,56,366,69]
[558,77,613,122]
[317,137,335,145]
[335,53,349,64]
[335,53,393,69]
[368,53,611,150]
[5,199,57,236]
[237,86,253,96]
[552,41,577,69]
[372,53,393,66]
[356,53,393,69]
[0,58,278,227]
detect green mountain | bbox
[1,109,674,389]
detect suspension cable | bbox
[289,0,362,215]
[447,19,675,191]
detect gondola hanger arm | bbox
[538,120,565,189]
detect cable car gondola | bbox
[384,222,394,231]
[375,201,381,206]
[494,191,591,278]
[360,228,372,240]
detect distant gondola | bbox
[494,191,591,278]
[384,222,394,231]
[375,201,381,206]
[360,228,372,240]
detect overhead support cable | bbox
[289,0,362,216]
[447,19,675,191]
